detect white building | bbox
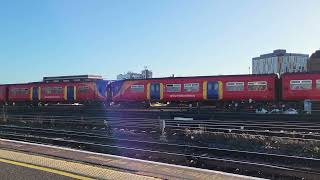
[117,69,153,80]
[252,49,309,75]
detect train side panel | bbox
[8,84,33,102]
[93,80,109,102]
[111,80,148,102]
[160,78,204,102]
[39,83,65,102]
[40,81,109,103]
[282,73,320,101]
[75,82,95,102]
[219,75,277,102]
[111,74,277,103]
[6,80,108,105]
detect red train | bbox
[111,74,277,103]
[0,73,319,112]
[0,77,108,106]
[110,72,319,112]
[281,73,320,101]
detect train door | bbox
[207,82,219,100]
[32,87,39,101]
[150,83,160,101]
[67,86,75,102]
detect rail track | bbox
[3,113,320,157]
[0,125,319,179]
[2,113,320,140]
[2,105,319,121]
[2,107,320,178]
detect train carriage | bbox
[111,74,278,104]
[282,73,320,101]
[6,80,108,105]
[217,74,277,102]
[39,81,108,103]
[8,84,34,103]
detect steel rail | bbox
[0,128,319,179]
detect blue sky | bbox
[0,0,319,83]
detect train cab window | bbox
[248,81,267,91]
[290,80,312,90]
[184,83,199,92]
[79,86,89,93]
[316,80,320,89]
[166,84,181,92]
[131,85,144,93]
[226,82,244,91]
[44,87,64,94]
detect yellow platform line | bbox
[0,158,94,180]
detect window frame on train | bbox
[166,84,181,93]
[226,82,244,92]
[130,85,145,93]
[290,80,312,90]
[248,81,267,91]
[184,83,200,92]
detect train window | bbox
[131,85,144,93]
[10,88,29,95]
[44,87,64,94]
[316,80,320,89]
[290,80,312,90]
[248,81,267,91]
[79,86,89,93]
[226,82,244,91]
[166,84,181,92]
[155,84,160,92]
[214,83,219,90]
[184,83,199,92]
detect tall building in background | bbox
[252,49,309,75]
[141,68,153,79]
[117,68,153,80]
[307,50,320,72]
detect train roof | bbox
[1,79,107,86]
[43,75,103,83]
[119,73,278,82]
[282,72,320,76]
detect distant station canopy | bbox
[43,75,103,83]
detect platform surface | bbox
[0,138,262,180]
[0,161,73,180]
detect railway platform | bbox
[0,161,73,180]
[0,138,260,180]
